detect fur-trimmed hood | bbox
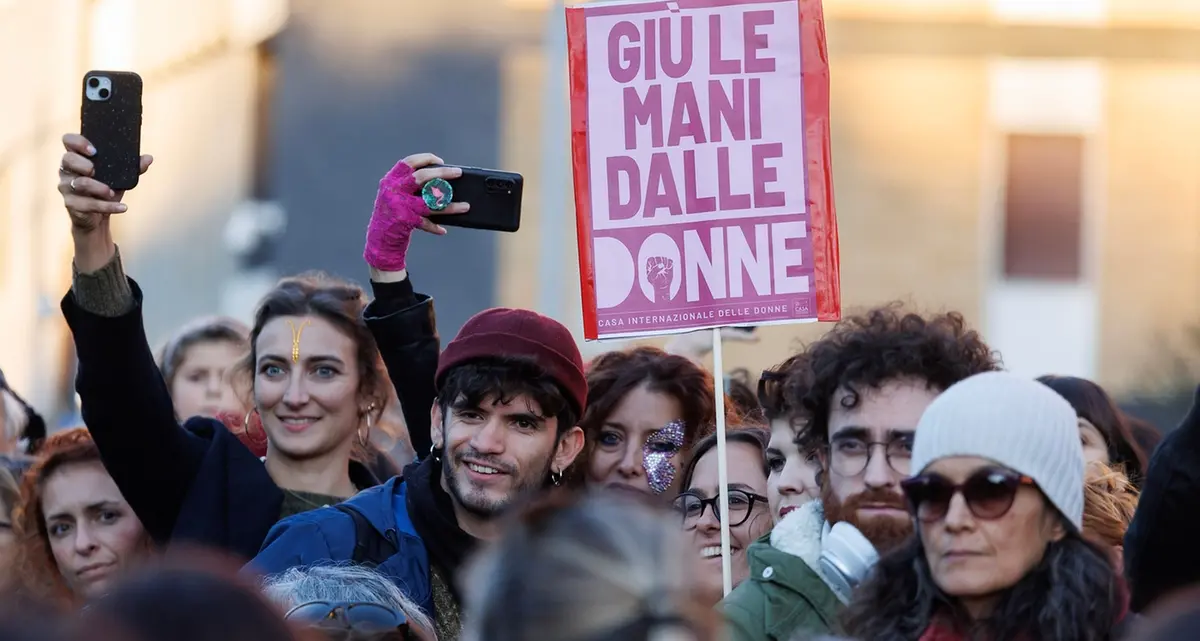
[768,500,849,603]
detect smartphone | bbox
[80,71,143,191]
[426,165,523,233]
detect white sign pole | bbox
[711,327,733,596]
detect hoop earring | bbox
[430,442,442,462]
[358,404,376,448]
[241,409,255,436]
[550,470,563,486]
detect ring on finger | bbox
[70,177,80,192]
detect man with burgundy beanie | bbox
[251,154,589,641]
[252,305,588,638]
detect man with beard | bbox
[249,152,587,640]
[250,308,588,641]
[721,304,999,641]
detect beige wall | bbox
[1101,63,1200,393]
[0,0,284,412]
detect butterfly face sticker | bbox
[643,420,686,494]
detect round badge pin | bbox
[422,178,454,211]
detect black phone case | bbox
[81,71,143,191]
[427,165,523,233]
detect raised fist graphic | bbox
[645,256,674,303]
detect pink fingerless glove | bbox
[363,160,426,272]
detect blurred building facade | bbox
[0,0,287,418]
[1,0,1197,423]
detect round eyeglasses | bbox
[827,433,913,478]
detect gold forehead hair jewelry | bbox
[286,319,312,364]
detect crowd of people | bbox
[0,132,1195,640]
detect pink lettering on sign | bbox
[568,0,841,339]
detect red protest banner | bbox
[567,0,840,340]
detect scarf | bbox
[404,456,477,599]
[918,619,967,641]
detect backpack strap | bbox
[393,481,419,538]
[334,504,398,568]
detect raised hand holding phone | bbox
[80,71,144,191]
[63,70,153,272]
[424,165,524,233]
[363,154,469,281]
[58,133,153,272]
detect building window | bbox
[1002,134,1084,281]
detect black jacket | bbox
[1124,384,1200,612]
[60,277,439,561]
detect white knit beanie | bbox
[910,371,1085,531]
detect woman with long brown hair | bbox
[14,429,150,606]
[54,132,439,561]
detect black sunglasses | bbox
[901,468,1036,523]
[284,601,407,634]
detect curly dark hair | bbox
[438,355,577,438]
[759,354,807,421]
[724,368,763,423]
[569,347,716,485]
[787,304,1001,452]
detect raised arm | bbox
[360,154,467,459]
[364,276,439,458]
[57,133,207,543]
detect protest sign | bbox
[567,0,840,340]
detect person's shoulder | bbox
[253,506,357,567]
[720,583,766,641]
[274,504,356,532]
[180,415,233,441]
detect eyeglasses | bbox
[901,468,1036,523]
[284,601,407,634]
[672,489,768,527]
[827,433,913,477]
